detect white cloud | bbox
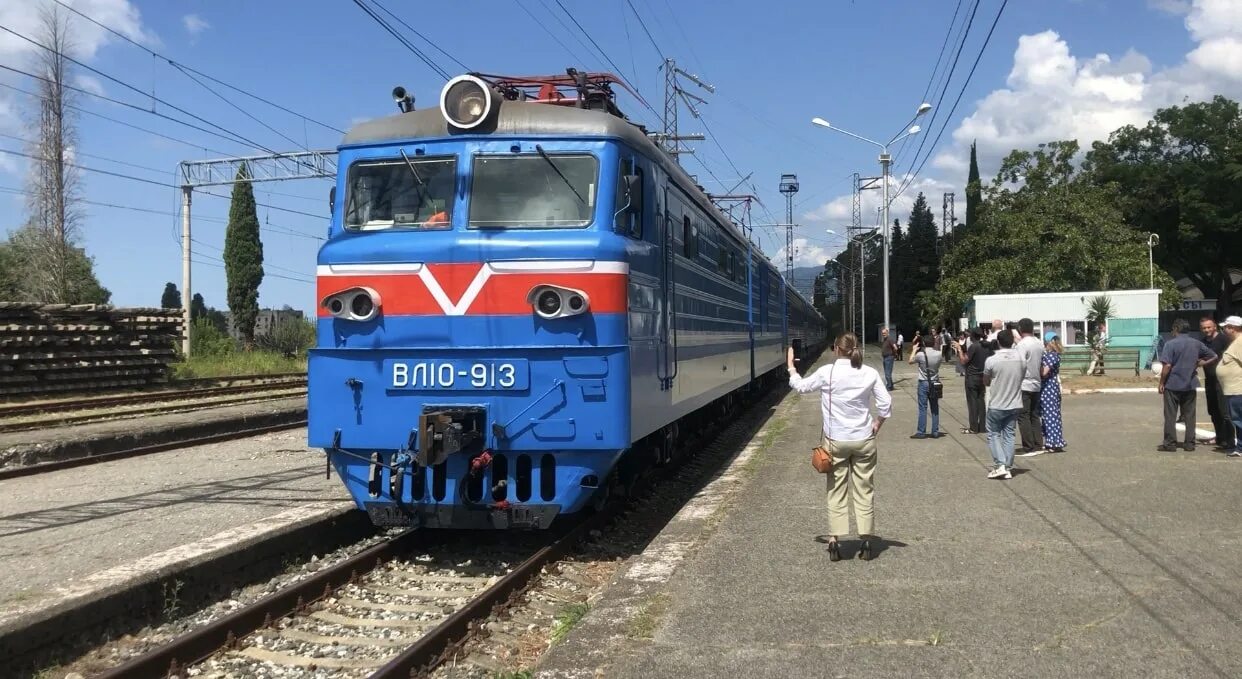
[802,174,957,240]
[182,14,209,37]
[0,0,154,172]
[929,0,1242,184]
[775,237,836,269]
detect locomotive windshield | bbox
[344,157,457,230]
[468,154,597,228]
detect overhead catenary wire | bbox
[891,0,982,179]
[0,23,319,162]
[551,0,658,117]
[349,0,452,80]
[367,0,470,72]
[893,0,974,171]
[0,147,331,221]
[894,0,1008,201]
[48,0,343,134]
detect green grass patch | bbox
[493,672,533,679]
[550,602,590,644]
[171,350,305,380]
[626,593,670,640]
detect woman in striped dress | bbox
[1040,331,1066,452]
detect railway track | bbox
[0,373,306,420]
[80,364,810,679]
[96,516,600,679]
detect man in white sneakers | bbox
[983,329,1025,479]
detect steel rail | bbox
[0,387,306,434]
[0,418,306,480]
[0,376,306,419]
[94,529,427,679]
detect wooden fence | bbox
[0,303,183,398]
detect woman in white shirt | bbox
[787,333,892,561]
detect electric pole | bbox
[779,174,799,283]
[658,58,711,162]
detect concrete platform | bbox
[0,426,357,667]
[539,356,1242,678]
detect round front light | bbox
[536,290,561,317]
[568,294,585,312]
[440,75,493,129]
[328,298,344,315]
[350,292,374,319]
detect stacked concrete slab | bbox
[0,303,182,397]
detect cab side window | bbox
[614,157,643,239]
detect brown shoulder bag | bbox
[811,366,834,474]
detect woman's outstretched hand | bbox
[786,346,796,372]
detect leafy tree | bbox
[938,140,1181,316]
[1085,96,1242,313]
[189,317,236,357]
[0,224,109,303]
[161,282,181,309]
[965,140,981,230]
[190,292,208,320]
[905,193,940,330]
[223,163,264,347]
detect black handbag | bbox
[921,347,944,400]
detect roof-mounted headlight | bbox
[440,75,495,130]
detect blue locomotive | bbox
[310,71,826,529]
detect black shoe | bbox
[910,433,927,439]
[930,432,943,439]
[1156,444,1179,452]
[827,540,841,562]
[857,540,872,561]
[1184,444,1196,452]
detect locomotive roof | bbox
[341,102,822,317]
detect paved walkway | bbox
[0,426,347,626]
[540,355,1242,678]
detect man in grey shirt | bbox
[1015,318,1045,454]
[984,330,1025,479]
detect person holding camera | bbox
[908,331,943,439]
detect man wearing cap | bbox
[1200,317,1235,451]
[1216,316,1242,457]
[1158,318,1218,452]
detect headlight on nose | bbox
[528,285,589,320]
[322,286,381,322]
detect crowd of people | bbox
[785,315,1242,562]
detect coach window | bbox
[682,214,698,258]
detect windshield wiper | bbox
[398,149,425,187]
[535,144,585,205]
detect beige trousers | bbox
[824,434,877,537]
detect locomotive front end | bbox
[310,76,637,529]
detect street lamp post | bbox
[811,102,931,337]
[1147,233,1160,289]
[828,227,880,346]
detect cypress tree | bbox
[190,292,208,321]
[223,163,264,348]
[965,140,981,230]
[161,282,181,309]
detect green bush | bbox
[190,318,237,357]
[256,316,316,358]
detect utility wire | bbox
[350,0,452,80]
[0,148,331,220]
[367,0,469,72]
[0,23,307,159]
[169,63,312,153]
[0,131,169,175]
[893,0,981,177]
[624,0,667,60]
[551,0,657,117]
[515,0,593,67]
[0,63,254,152]
[49,0,343,134]
[895,0,1008,201]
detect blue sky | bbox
[1,0,1237,310]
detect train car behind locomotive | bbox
[310,72,825,529]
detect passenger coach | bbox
[310,72,825,528]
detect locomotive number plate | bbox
[385,359,529,391]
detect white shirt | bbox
[789,359,892,442]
